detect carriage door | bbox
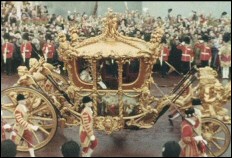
[96,58,119,116]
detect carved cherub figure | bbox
[69,27,79,46]
[58,32,69,50]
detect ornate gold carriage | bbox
[1,12,231,157]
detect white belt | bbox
[201,52,209,55]
[182,54,190,56]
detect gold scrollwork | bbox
[94,116,124,134]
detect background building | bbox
[39,1,231,18]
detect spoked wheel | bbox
[201,117,231,157]
[1,86,57,151]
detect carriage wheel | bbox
[1,86,58,151]
[201,117,231,157]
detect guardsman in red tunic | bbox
[194,35,212,67]
[11,94,39,157]
[177,36,194,74]
[42,34,56,64]
[219,32,231,79]
[159,37,170,77]
[20,33,32,69]
[79,96,98,157]
[2,33,15,75]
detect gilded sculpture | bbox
[198,67,231,124]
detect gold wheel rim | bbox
[201,117,231,157]
[1,87,57,151]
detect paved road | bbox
[1,72,231,157]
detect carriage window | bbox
[123,59,140,84]
[97,58,118,90]
[97,95,119,116]
[96,93,139,117]
[76,58,93,84]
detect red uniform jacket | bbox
[80,107,94,148]
[2,42,14,58]
[42,43,55,59]
[180,118,201,157]
[177,44,193,62]
[14,103,33,147]
[20,42,33,58]
[160,46,170,61]
[195,43,212,61]
[79,106,98,154]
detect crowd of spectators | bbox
[1,1,231,76]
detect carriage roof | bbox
[74,28,152,58]
[58,11,164,62]
[66,12,163,59]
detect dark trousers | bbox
[201,60,209,67]
[6,58,12,75]
[211,47,219,68]
[181,61,190,75]
[161,61,168,77]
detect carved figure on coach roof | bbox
[57,32,69,51]
[57,32,73,61]
[69,26,79,47]
[149,27,164,64]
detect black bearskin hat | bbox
[3,33,11,40]
[161,36,167,44]
[168,8,172,13]
[183,36,190,44]
[222,32,231,43]
[82,96,92,104]
[202,34,209,42]
[22,32,29,41]
[16,94,25,101]
[45,34,52,41]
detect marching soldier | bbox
[42,34,56,64]
[177,36,194,75]
[2,33,14,75]
[160,37,170,78]
[20,33,32,69]
[194,35,212,67]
